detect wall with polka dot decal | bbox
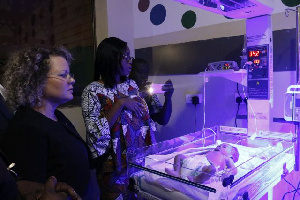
[181,10,196,29]
[138,0,150,12]
[138,1,197,29]
[150,4,166,25]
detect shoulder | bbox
[128,79,139,89]
[4,108,47,137]
[119,79,139,90]
[117,79,139,96]
[82,81,113,99]
[82,81,104,93]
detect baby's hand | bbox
[225,156,235,166]
[224,157,238,175]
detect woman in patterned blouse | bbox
[81,37,156,200]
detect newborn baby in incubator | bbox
[165,143,239,184]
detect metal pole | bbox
[297,7,300,84]
[295,7,300,171]
[295,122,300,171]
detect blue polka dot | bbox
[150,4,166,25]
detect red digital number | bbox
[253,59,260,64]
[249,50,260,57]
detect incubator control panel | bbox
[247,45,269,99]
[206,61,239,71]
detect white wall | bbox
[95,0,135,56]
[68,0,297,142]
[148,74,248,142]
[59,107,86,140]
[132,0,297,141]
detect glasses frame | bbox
[122,54,134,63]
[47,73,75,82]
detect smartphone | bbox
[148,83,172,94]
[148,84,165,94]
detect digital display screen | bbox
[253,59,260,64]
[249,50,260,57]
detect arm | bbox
[18,178,81,200]
[165,154,186,177]
[81,87,111,157]
[36,176,81,200]
[1,125,48,183]
[81,84,144,156]
[105,97,144,128]
[148,80,173,125]
[224,157,238,175]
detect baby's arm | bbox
[225,157,238,175]
[165,154,186,177]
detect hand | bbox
[39,176,82,200]
[224,156,235,166]
[224,157,238,175]
[55,180,82,200]
[163,79,174,99]
[140,82,152,91]
[139,82,152,98]
[119,97,145,117]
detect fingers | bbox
[56,182,82,200]
[164,80,174,91]
[44,176,57,193]
[124,97,145,117]
[133,102,144,117]
[163,79,174,98]
[165,79,173,86]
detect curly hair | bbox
[94,37,128,88]
[3,45,73,109]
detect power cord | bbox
[281,176,300,199]
[192,96,200,132]
[235,83,246,127]
[235,96,242,127]
[192,96,200,107]
[293,179,300,200]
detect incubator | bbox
[127,126,295,200]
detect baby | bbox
[165,143,239,184]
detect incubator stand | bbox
[127,126,295,200]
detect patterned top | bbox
[81,80,156,167]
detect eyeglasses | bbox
[122,54,134,63]
[47,72,75,81]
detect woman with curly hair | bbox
[81,37,156,199]
[0,46,99,200]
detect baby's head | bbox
[215,143,239,163]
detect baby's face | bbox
[217,143,234,158]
